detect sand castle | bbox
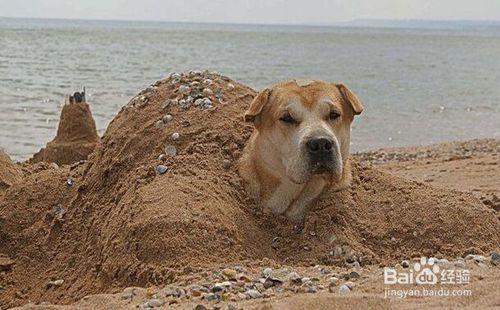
[30,89,99,165]
[0,72,498,308]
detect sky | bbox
[1,0,499,24]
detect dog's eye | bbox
[280,113,296,124]
[329,111,341,120]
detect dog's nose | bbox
[306,138,333,154]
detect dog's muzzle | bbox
[305,137,337,174]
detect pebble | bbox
[66,178,73,187]
[222,268,237,280]
[245,289,262,299]
[338,284,351,295]
[194,305,207,310]
[491,252,500,266]
[155,120,165,129]
[143,299,164,308]
[155,165,168,175]
[454,260,466,268]
[165,145,177,156]
[50,162,59,170]
[349,271,360,279]
[171,132,180,140]
[162,114,173,123]
[288,272,301,283]
[203,88,214,96]
[179,85,190,94]
[202,98,213,108]
[194,98,204,106]
[47,279,64,287]
[203,79,213,85]
[227,83,235,91]
[203,293,218,301]
[401,260,410,268]
[158,154,166,161]
[262,268,273,277]
[170,72,181,80]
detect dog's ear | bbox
[336,83,364,115]
[244,88,271,123]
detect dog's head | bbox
[244,80,363,184]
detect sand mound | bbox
[0,150,22,191]
[1,72,498,307]
[30,99,99,165]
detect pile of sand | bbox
[0,150,22,191]
[1,72,498,307]
[30,99,99,165]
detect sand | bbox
[0,72,498,309]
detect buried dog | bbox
[239,80,363,224]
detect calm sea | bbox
[1,17,499,161]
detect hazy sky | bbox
[1,0,499,24]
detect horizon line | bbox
[1,15,500,28]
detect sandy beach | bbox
[1,72,499,309]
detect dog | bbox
[238,80,363,224]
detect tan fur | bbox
[239,80,363,223]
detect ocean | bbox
[1,17,499,161]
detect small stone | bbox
[162,114,173,123]
[170,72,181,80]
[203,293,218,301]
[165,145,177,156]
[179,85,190,94]
[194,98,204,106]
[338,284,350,295]
[171,132,180,140]
[329,277,339,286]
[50,162,59,169]
[143,299,164,308]
[401,260,410,268]
[47,279,64,287]
[222,268,238,280]
[262,268,273,277]
[222,159,232,169]
[155,165,168,175]
[203,88,214,96]
[288,272,301,283]
[66,178,73,187]
[155,120,165,129]
[211,283,225,293]
[349,271,360,279]
[158,154,166,161]
[194,305,207,310]
[227,83,235,91]
[202,98,212,108]
[491,252,500,266]
[121,292,133,300]
[203,79,213,85]
[245,289,262,299]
